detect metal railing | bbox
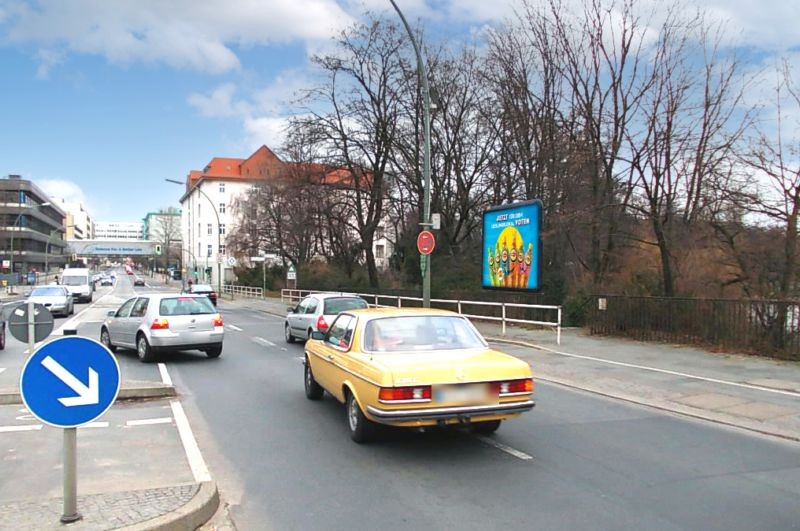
[223,284,264,299]
[281,288,562,344]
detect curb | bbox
[486,336,800,442]
[0,382,176,406]
[120,481,219,531]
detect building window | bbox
[219,183,225,193]
[197,223,201,238]
[375,244,385,259]
[198,242,201,257]
[376,226,385,239]
[197,203,201,216]
[219,244,226,255]
[207,244,212,257]
[219,224,226,235]
[219,203,226,214]
[207,223,212,235]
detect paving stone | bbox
[0,483,199,530]
[673,393,750,410]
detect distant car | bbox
[170,270,182,280]
[100,293,224,362]
[285,293,368,343]
[186,284,217,306]
[133,277,145,287]
[101,276,113,286]
[303,308,535,443]
[25,286,74,317]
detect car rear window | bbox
[31,287,66,296]
[363,315,486,352]
[323,297,368,315]
[159,297,216,316]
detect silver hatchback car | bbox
[285,293,368,343]
[100,293,224,362]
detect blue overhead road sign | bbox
[20,337,121,428]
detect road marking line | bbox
[0,368,5,376]
[493,339,800,398]
[82,422,109,428]
[158,363,173,386]
[475,435,533,460]
[170,400,211,482]
[227,325,243,332]
[0,425,43,433]
[54,289,115,335]
[253,336,276,347]
[127,417,173,426]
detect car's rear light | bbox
[150,318,170,330]
[379,386,432,402]
[212,314,223,327]
[491,378,534,396]
[316,315,328,331]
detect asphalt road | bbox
[158,303,800,531]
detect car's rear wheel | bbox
[206,345,222,358]
[136,334,155,363]
[346,391,375,443]
[304,358,324,400]
[100,328,117,353]
[284,323,295,343]
[0,323,5,350]
[471,420,502,434]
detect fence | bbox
[223,284,264,299]
[281,288,562,344]
[587,295,800,360]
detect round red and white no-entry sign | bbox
[417,230,436,255]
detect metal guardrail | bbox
[223,284,264,299]
[280,288,562,344]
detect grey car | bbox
[100,293,224,362]
[25,286,74,317]
[285,293,368,343]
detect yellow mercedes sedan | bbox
[303,308,535,443]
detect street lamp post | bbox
[165,179,222,298]
[389,0,432,308]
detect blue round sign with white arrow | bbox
[20,336,121,428]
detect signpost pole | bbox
[27,300,35,355]
[262,261,266,296]
[61,428,80,522]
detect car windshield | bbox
[31,287,65,296]
[363,315,486,352]
[61,276,87,286]
[159,297,216,316]
[324,297,368,314]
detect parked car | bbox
[285,293,368,343]
[133,277,145,287]
[25,286,74,317]
[303,308,535,443]
[101,276,113,286]
[186,284,217,306]
[100,293,223,362]
[0,316,6,350]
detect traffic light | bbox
[155,244,162,255]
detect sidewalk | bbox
[225,294,800,442]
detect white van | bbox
[61,267,93,303]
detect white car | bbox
[285,293,368,343]
[25,286,74,317]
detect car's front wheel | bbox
[136,334,155,363]
[206,345,222,358]
[346,391,375,443]
[471,420,502,435]
[304,358,324,400]
[0,323,5,350]
[100,328,117,353]
[284,323,295,344]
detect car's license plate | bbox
[435,384,490,404]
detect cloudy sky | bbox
[0,0,797,221]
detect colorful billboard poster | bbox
[482,200,542,292]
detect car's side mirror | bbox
[107,310,115,317]
[311,331,325,341]
[287,306,296,314]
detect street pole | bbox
[390,0,432,308]
[165,179,222,298]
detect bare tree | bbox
[151,207,181,277]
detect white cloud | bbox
[38,179,92,210]
[1,0,354,74]
[34,48,65,79]
[243,116,289,150]
[187,83,251,118]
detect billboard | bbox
[482,200,542,292]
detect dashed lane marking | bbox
[227,324,243,332]
[83,422,109,428]
[0,368,5,376]
[253,336,276,347]
[158,363,173,386]
[127,417,173,426]
[475,435,534,461]
[0,425,42,433]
